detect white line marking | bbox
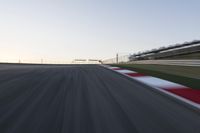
[154,87,200,109]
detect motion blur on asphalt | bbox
[0,0,200,133]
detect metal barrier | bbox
[0,59,102,64]
[0,59,72,64]
[129,60,200,67]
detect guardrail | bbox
[129,60,200,67]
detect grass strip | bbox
[113,64,200,89]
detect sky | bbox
[0,0,200,62]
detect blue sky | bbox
[0,0,200,62]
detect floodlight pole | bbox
[116,53,119,64]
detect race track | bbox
[0,64,200,133]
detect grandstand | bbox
[129,40,200,61]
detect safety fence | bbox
[102,54,130,64]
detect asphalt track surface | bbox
[0,64,200,133]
